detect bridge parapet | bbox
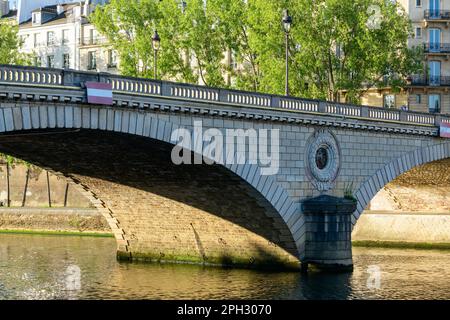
[1,64,449,128]
[0,65,63,86]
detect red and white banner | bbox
[86,82,113,105]
[440,122,450,138]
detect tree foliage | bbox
[0,21,31,65]
[90,0,423,102]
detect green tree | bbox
[210,0,283,92]
[89,0,163,78]
[90,0,227,86]
[0,21,30,65]
[91,0,422,103]
[224,0,422,102]
[288,0,423,102]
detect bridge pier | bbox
[301,195,355,272]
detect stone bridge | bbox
[1,65,449,270]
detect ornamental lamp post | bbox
[152,30,161,79]
[181,0,187,14]
[282,9,292,96]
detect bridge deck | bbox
[0,64,449,135]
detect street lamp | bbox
[152,30,161,79]
[282,9,292,96]
[180,0,187,14]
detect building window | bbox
[428,94,440,113]
[32,13,40,25]
[429,60,441,85]
[63,54,70,69]
[47,31,55,46]
[88,51,97,70]
[416,0,422,7]
[89,29,96,45]
[62,30,69,45]
[108,50,117,68]
[383,94,396,109]
[33,56,41,67]
[415,27,422,38]
[33,33,40,48]
[47,55,55,68]
[416,94,421,104]
[230,49,238,70]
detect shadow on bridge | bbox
[0,129,300,270]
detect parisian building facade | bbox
[0,0,117,74]
[361,0,450,114]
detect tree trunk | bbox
[64,183,69,207]
[6,162,10,207]
[22,167,30,207]
[46,171,52,208]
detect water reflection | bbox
[0,234,449,300]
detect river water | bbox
[0,234,449,300]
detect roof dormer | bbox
[31,10,41,26]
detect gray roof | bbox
[1,9,17,19]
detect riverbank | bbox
[3,229,447,248]
[352,240,450,250]
[2,209,450,250]
[352,211,450,250]
[0,229,114,237]
[0,207,113,237]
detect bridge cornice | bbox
[0,64,449,137]
[0,83,440,137]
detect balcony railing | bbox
[409,75,450,86]
[87,64,97,71]
[423,43,450,53]
[424,9,450,20]
[78,37,109,46]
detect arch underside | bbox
[354,142,450,224]
[369,158,450,212]
[0,128,300,269]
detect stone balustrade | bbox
[1,64,449,127]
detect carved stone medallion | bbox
[305,129,341,191]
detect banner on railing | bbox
[440,122,450,138]
[86,82,113,105]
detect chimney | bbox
[83,0,90,16]
[57,3,64,15]
[0,0,10,17]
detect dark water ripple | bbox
[0,234,449,300]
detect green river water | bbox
[0,234,449,300]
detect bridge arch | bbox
[0,103,301,268]
[353,142,450,225]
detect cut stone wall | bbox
[0,130,299,269]
[353,212,450,243]
[369,158,450,212]
[0,101,448,267]
[0,207,111,234]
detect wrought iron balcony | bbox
[424,9,450,20]
[78,37,109,46]
[409,75,450,86]
[424,43,450,53]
